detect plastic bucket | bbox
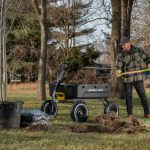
[0,101,24,129]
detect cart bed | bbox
[49,82,111,99]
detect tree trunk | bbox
[38,0,47,101]
[111,0,124,98]
[111,0,134,99]
[2,0,8,101]
[0,0,8,101]
[121,0,134,37]
[114,0,134,99]
[32,0,48,100]
[0,0,4,101]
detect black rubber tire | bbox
[104,102,119,117]
[40,100,58,119]
[70,101,88,122]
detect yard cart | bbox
[40,63,119,122]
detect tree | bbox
[32,0,48,100]
[110,0,121,98]
[4,0,41,82]
[7,14,41,81]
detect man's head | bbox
[120,37,131,52]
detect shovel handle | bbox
[116,68,150,77]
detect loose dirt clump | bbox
[26,124,50,131]
[70,114,149,134]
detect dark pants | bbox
[124,80,150,115]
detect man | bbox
[116,37,150,118]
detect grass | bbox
[0,82,150,150]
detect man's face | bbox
[122,42,131,52]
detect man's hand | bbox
[116,70,122,77]
[148,64,150,69]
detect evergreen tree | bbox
[7,13,41,81]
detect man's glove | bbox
[116,70,122,77]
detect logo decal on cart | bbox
[88,89,104,92]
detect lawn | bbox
[0,83,150,150]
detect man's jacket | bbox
[116,46,150,83]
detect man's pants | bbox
[124,80,150,115]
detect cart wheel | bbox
[104,102,119,117]
[40,100,58,119]
[70,101,88,122]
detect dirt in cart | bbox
[70,114,149,134]
[63,68,111,84]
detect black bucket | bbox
[0,101,24,129]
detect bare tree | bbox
[32,0,47,100]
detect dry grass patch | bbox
[8,82,38,91]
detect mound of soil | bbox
[70,114,149,134]
[63,68,110,84]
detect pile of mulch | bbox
[63,68,108,84]
[70,114,149,134]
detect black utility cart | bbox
[41,63,119,122]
